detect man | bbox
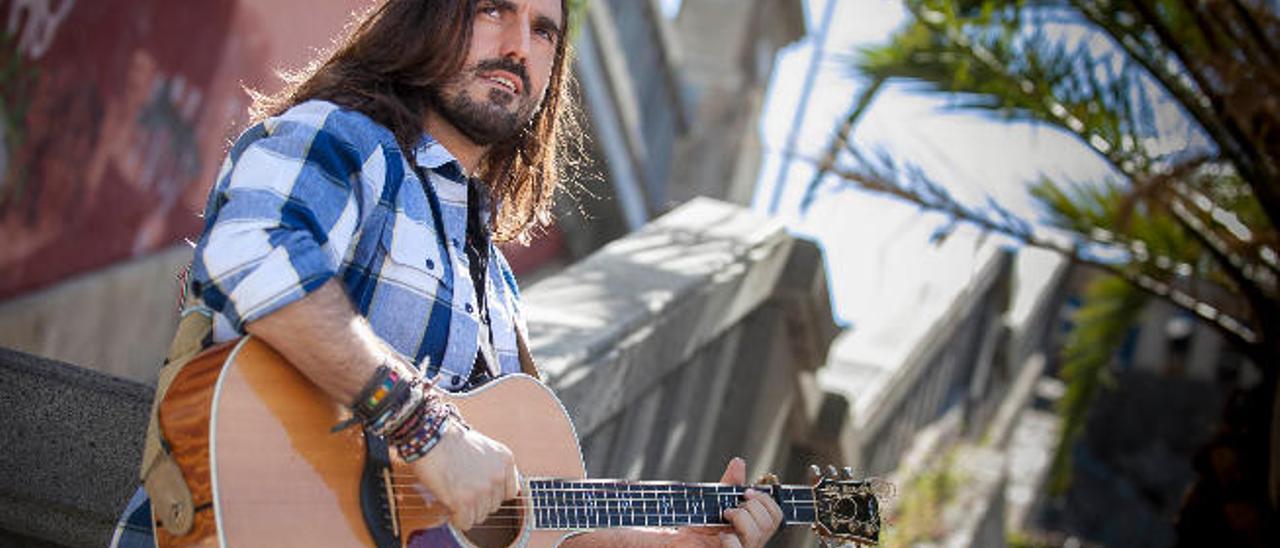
[117,1,782,547]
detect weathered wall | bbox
[0,0,373,300]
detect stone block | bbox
[0,346,153,546]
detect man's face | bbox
[430,0,563,146]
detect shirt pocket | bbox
[378,215,451,294]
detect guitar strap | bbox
[139,296,212,536]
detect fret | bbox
[667,484,680,526]
[626,483,636,527]
[645,483,655,527]
[549,480,558,529]
[661,484,671,526]
[535,480,546,529]
[629,483,640,527]
[604,484,614,528]
[781,486,815,524]
[593,484,601,529]
[570,483,581,530]
[571,481,578,528]
[617,484,626,528]
[531,480,540,528]
[693,486,707,524]
[546,480,556,529]
[585,486,593,529]
[540,480,549,529]
[552,480,564,529]
[713,485,728,522]
[661,484,670,526]
[656,484,668,527]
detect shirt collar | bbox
[413,133,463,173]
[413,132,497,225]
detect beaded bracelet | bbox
[397,404,458,463]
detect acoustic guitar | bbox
[151,337,885,547]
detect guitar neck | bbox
[526,479,816,530]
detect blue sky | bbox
[655,0,1141,329]
[677,0,1115,329]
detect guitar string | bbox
[385,482,820,497]
[388,503,820,514]
[387,502,820,512]
[384,479,822,497]
[385,475,885,501]
[383,495,821,510]
[383,489,821,506]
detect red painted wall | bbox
[0,0,372,300]
[0,0,564,302]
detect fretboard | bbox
[527,479,816,530]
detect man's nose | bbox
[498,14,532,63]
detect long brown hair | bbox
[251,0,579,243]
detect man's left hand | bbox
[668,457,784,548]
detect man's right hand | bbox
[410,421,520,531]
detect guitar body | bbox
[155,337,585,548]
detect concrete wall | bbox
[791,241,1071,548]
[669,0,806,206]
[526,198,839,487]
[0,244,190,384]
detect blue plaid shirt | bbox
[190,99,527,391]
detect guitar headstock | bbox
[808,464,892,546]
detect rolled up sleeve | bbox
[191,111,367,332]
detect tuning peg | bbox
[843,466,855,479]
[809,464,822,482]
[826,464,840,478]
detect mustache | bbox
[472,58,531,95]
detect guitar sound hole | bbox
[461,497,523,548]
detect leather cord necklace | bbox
[464,178,499,389]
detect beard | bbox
[429,60,542,146]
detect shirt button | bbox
[451,375,462,385]
[425,259,435,270]
[452,238,461,248]
[465,303,474,314]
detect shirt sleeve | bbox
[190,105,372,332]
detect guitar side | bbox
[156,337,587,547]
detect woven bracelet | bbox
[332,363,414,434]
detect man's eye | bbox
[534,26,557,43]
[479,5,500,18]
